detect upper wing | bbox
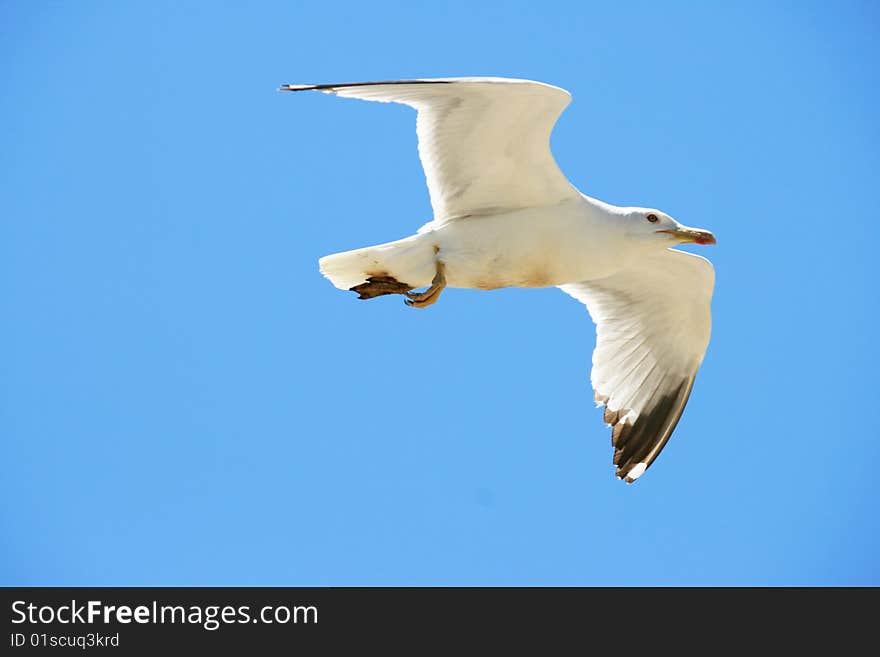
[280,78,581,223]
[560,249,715,483]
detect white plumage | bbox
[282,77,716,484]
[560,250,714,481]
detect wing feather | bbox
[281,77,580,222]
[560,249,715,483]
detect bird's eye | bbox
[646,214,659,223]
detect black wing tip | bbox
[278,80,453,93]
[601,375,697,485]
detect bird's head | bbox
[626,208,716,247]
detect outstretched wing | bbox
[280,78,581,223]
[560,249,715,483]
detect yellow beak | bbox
[657,228,717,245]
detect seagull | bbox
[280,77,716,484]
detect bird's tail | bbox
[319,234,436,293]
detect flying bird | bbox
[280,77,716,484]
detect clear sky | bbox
[2,1,878,586]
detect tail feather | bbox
[318,234,435,293]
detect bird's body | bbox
[320,196,630,292]
[282,77,717,483]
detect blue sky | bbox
[2,1,878,586]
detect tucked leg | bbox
[405,261,446,309]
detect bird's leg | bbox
[405,261,446,309]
